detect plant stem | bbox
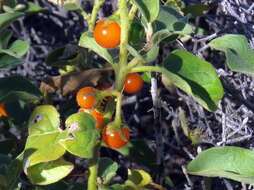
[115,0,129,90]
[100,90,123,125]
[88,0,105,31]
[128,4,138,22]
[87,144,100,190]
[131,65,162,73]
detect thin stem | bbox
[80,9,89,21]
[87,145,100,190]
[88,0,105,31]
[127,57,144,69]
[115,0,129,90]
[128,4,138,22]
[131,65,162,73]
[100,90,123,125]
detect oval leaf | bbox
[59,112,100,158]
[0,75,42,103]
[187,146,254,185]
[24,131,68,167]
[128,169,152,187]
[28,105,60,135]
[0,12,24,31]
[0,40,30,58]
[209,34,254,76]
[163,50,223,111]
[0,55,24,70]
[79,32,113,64]
[27,158,73,185]
[98,158,118,184]
[131,0,159,23]
[154,6,193,35]
[0,29,13,49]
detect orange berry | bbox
[102,127,130,149]
[76,87,97,109]
[123,73,143,94]
[0,104,8,117]
[94,19,121,49]
[91,110,103,129]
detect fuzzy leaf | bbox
[187,146,254,185]
[79,32,113,64]
[209,34,254,76]
[59,112,100,158]
[98,158,118,184]
[24,131,68,167]
[0,75,42,103]
[131,0,160,23]
[28,105,60,135]
[154,6,192,35]
[162,50,223,111]
[0,55,23,70]
[27,158,73,185]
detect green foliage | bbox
[131,0,160,24]
[187,146,254,185]
[59,112,100,158]
[0,76,42,103]
[182,3,210,18]
[98,158,118,184]
[27,158,73,185]
[79,32,114,64]
[209,34,254,76]
[28,105,60,135]
[154,6,192,35]
[162,50,224,111]
[45,45,83,67]
[0,12,24,31]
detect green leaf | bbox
[59,112,100,158]
[154,6,193,35]
[45,45,81,67]
[0,40,30,58]
[209,34,254,76]
[0,3,44,32]
[128,169,152,187]
[0,54,24,70]
[6,157,23,189]
[143,46,159,63]
[23,2,46,14]
[187,146,254,185]
[27,158,73,185]
[125,44,144,62]
[131,0,160,24]
[0,12,24,31]
[163,50,223,111]
[24,131,68,167]
[110,184,124,190]
[0,75,42,103]
[0,29,13,49]
[165,0,182,12]
[152,29,172,45]
[182,4,210,18]
[63,3,80,11]
[28,105,60,135]
[141,72,151,83]
[98,158,118,184]
[79,32,113,64]
[129,21,145,45]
